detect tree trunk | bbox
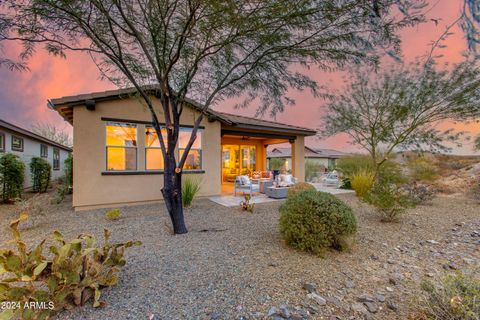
[161,150,188,234]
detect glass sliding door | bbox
[222,144,256,183]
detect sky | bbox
[0,0,479,155]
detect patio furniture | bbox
[276,173,296,187]
[322,171,340,188]
[266,186,288,199]
[259,180,273,193]
[234,175,259,197]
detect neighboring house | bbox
[267,146,344,171]
[0,120,72,188]
[48,87,316,211]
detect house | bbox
[0,119,72,188]
[48,88,316,211]
[267,146,344,171]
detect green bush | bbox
[305,160,324,182]
[30,157,51,193]
[0,153,25,202]
[336,154,373,177]
[287,182,316,197]
[182,177,201,207]
[0,213,141,319]
[279,190,357,254]
[351,170,375,198]
[269,158,286,171]
[105,208,121,220]
[365,182,413,222]
[64,154,73,193]
[408,156,438,182]
[413,271,480,320]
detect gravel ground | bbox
[0,194,479,320]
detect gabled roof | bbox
[48,87,316,136]
[0,119,72,152]
[267,146,344,159]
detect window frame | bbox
[144,125,166,171]
[53,148,60,170]
[11,135,24,152]
[40,144,48,158]
[105,122,138,171]
[177,127,203,171]
[0,132,4,152]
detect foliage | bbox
[402,182,436,206]
[279,190,357,254]
[305,160,324,182]
[181,177,201,208]
[0,213,141,319]
[32,123,72,147]
[64,154,73,193]
[340,178,352,190]
[0,0,426,233]
[0,153,25,202]
[407,156,438,182]
[13,194,51,229]
[105,208,121,220]
[365,182,413,222]
[269,158,285,171]
[413,271,480,320]
[336,155,373,177]
[351,170,375,198]
[240,193,254,213]
[322,60,480,180]
[30,157,51,193]
[287,182,316,198]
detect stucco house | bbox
[267,146,344,171]
[0,120,72,188]
[48,88,316,211]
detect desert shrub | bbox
[402,182,436,205]
[13,193,51,228]
[279,190,357,254]
[408,156,438,182]
[182,177,201,207]
[0,213,141,319]
[240,193,255,212]
[64,154,73,192]
[305,160,324,182]
[287,182,316,197]
[468,176,480,204]
[340,178,352,189]
[351,170,375,198]
[336,154,373,177]
[30,157,51,193]
[378,160,409,185]
[365,182,413,222]
[412,271,480,320]
[105,208,121,220]
[0,153,25,202]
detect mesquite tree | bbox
[0,1,424,234]
[321,59,480,178]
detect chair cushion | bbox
[238,175,250,185]
[278,174,294,187]
[251,171,261,179]
[261,171,272,179]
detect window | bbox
[178,128,202,170]
[0,133,4,152]
[145,126,167,170]
[106,122,137,171]
[11,136,23,152]
[53,148,60,170]
[40,144,48,158]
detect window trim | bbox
[53,148,60,170]
[105,122,138,171]
[11,135,24,152]
[0,132,4,152]
[144,125,166,171]
[177,127,203,171]
[40,144,48,158]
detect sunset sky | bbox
[0,0,478,155]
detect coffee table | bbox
[266,186,288,199]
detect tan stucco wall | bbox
[72,97,221,210]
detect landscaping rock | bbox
[302,283,316,293]
[364,302,378,313]
[307,293,326,306]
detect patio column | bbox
[291,136,305,182]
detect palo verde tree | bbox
[0,0,425,234]
[321,59,480,178]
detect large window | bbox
[145,126,167,170]
[178,128,202,170]
[106,122,137,171]
[0,133,4,152]
[53,148,60,170]
[40,144,48,158]
[11,135,23,152]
